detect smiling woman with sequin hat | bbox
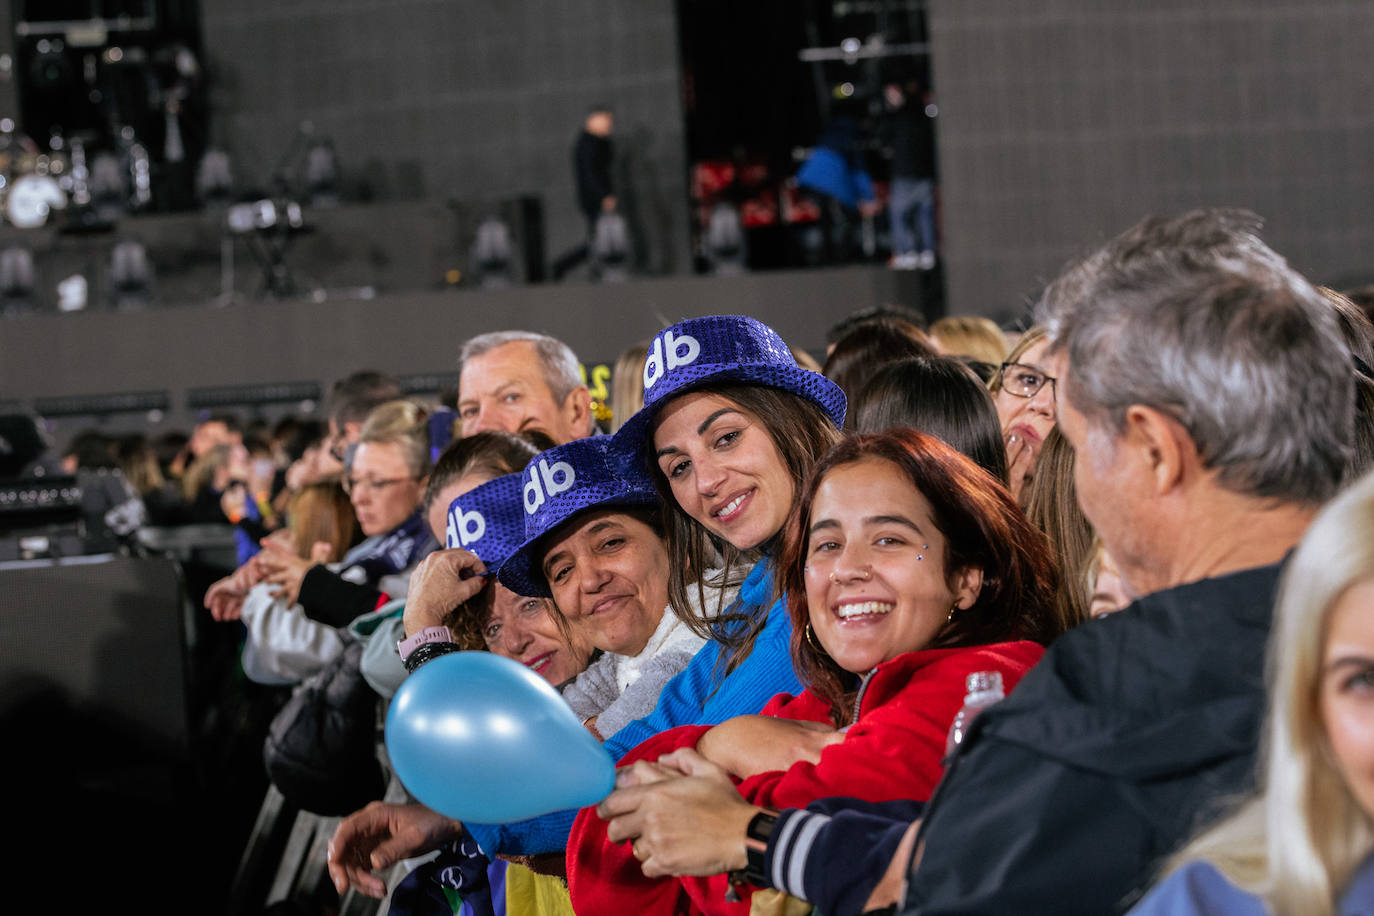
[604,314,845,760]
[499,433,724,740]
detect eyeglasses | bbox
[342,475,417,496]
[325,431,349,464]
[998,362,1057,399]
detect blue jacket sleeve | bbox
[469,592,803,858]
[465,808,578,861]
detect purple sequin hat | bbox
[617,314,845,449]
[445,472,526,573]
[497,433,659,599]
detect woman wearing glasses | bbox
[255,399,438,628]
[989,326,1058,504]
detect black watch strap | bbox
[728,809,778,895]
[402,639,461,673]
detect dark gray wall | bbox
[929,0,1374,322]
[199,0,689,276]
[6,265,924,434]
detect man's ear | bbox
[563,385,594,437]
[1121,405,1193,495]
[951,565,984,610]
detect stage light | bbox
[0,247,36,313]
[471,217,514,288]
[590,211,630,283]
[89,151,127,218]
[109,240,153,310]
[703,203,746,276]
[303,139,341,206]
[226,199,302,235]
[195,148,233,207]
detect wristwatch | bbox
[727,808,778,898]
[397,625,453,662]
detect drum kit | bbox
[0,130,67,229]
[0,123,153,230]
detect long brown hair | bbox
[777,429,1062,724]
[821,316,937,429]
[650,383,842,668]
[287,481,360,562]
[1021,427,1094,630]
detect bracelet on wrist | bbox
[398,624,454,660]
[402,640,461,673]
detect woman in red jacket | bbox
[568,428,1062,915]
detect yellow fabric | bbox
[748,887,815,916]
[502,862,576,915]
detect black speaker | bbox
[0,554,191,762]
[0,552,213,899]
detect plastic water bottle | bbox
[944,670,1005,763]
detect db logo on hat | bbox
[523,457,577,514]
[497,434,659,599]
[447,506,486,549]
[644,328,702,389]
[444,473,527,572]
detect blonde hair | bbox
[357,399,431,478]
[790,346,824,374]
[610,341,650,432]
[986,326,1047,397]
[1021,427,1093,631]
[931,315,1009,366]
[1161,469,1374,914]
[180,443,231,503]
[118,438,166,496]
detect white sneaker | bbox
[889,253,919,270]
[917,251,936,270]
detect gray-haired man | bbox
[457,330,594,445]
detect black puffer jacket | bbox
[898,561,1284,915]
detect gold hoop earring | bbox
[805,622,827,656]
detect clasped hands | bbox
[599,716,843,877]
[204,530,319,621]
[598,747,758,877]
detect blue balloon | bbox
[385,651,615,823]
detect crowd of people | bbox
[61,207,1374,915]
